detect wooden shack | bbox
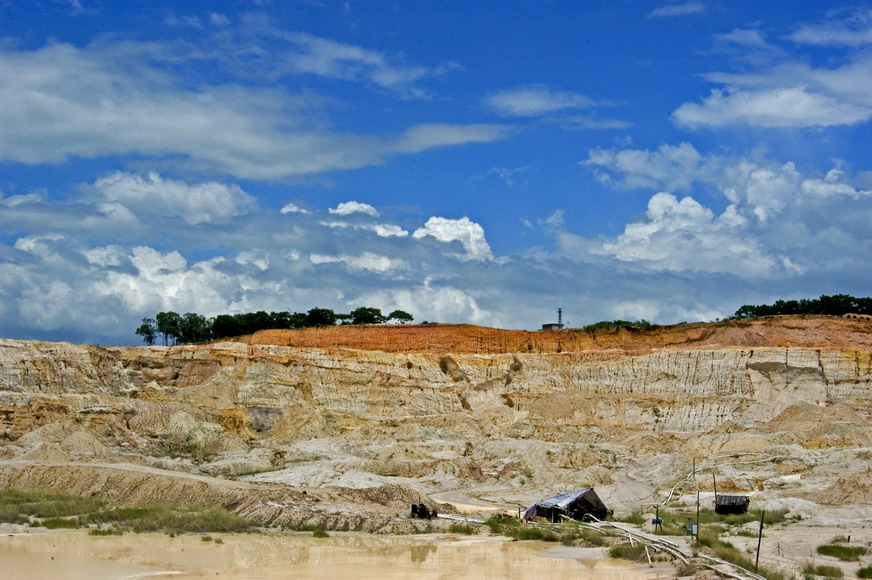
[523,488,610,523]
[714,494,750,515]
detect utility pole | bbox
[755,510,765,572]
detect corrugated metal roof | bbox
[716,495,749,505]
[536,488,593,509]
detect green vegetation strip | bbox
[1,489,254,535]
[816,544,867,561]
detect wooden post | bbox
[696,490,700,541]
[755,510,765,572]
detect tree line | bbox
[135,306,414,346]
[732,294,872,319]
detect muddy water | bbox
[0,530,672,579]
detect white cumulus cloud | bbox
[280,202,310,214]
[309,252,407,273]
[92,172,256,224]
[672,24,872,129]
[0,41,508,181]
[329,201,379,217]
[412,217,494,261]
[592,193,787,277]
[788,8,872,47]
[585,142,705,191]
[358,279,490,326]
[673,86,872,128]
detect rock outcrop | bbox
[1,316,870,529]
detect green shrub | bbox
[584,320,655,332]
[311,527,329,538]
[857,566,872,579]
[485,516,519,534]
[448,523,475,535]
[579,528,607,546]
[514,526,544,540]
[817,545,867,561]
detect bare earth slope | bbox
[1,316,871,541]
[246,315,872,352]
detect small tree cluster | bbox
[135,307,414,345]
[732,294,872,319]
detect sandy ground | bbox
[726,522,872,578]
[0,529,672,580]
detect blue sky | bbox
[2,1,871,344]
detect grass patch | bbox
[514,526,544,540]
[615,509,646,525]
[0,489,250,536]
[666,508,788,528]
[486,522,558,541]
[816,544,867,561]
[802,563,843,578]
[295,523,329,538]
[711,545,787,580]
[489,518,605,548]
[558,527,607,547]
[694,527,732,550]
[609,543,649,562]
[857,566,872,579]
[40,517,79,529]
[448,522,475,535]
[86,505,254,535]
[88,528,123,536]
[0,489,104,523]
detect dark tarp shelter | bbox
[714,495,750,515]
[523,488,610,523]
